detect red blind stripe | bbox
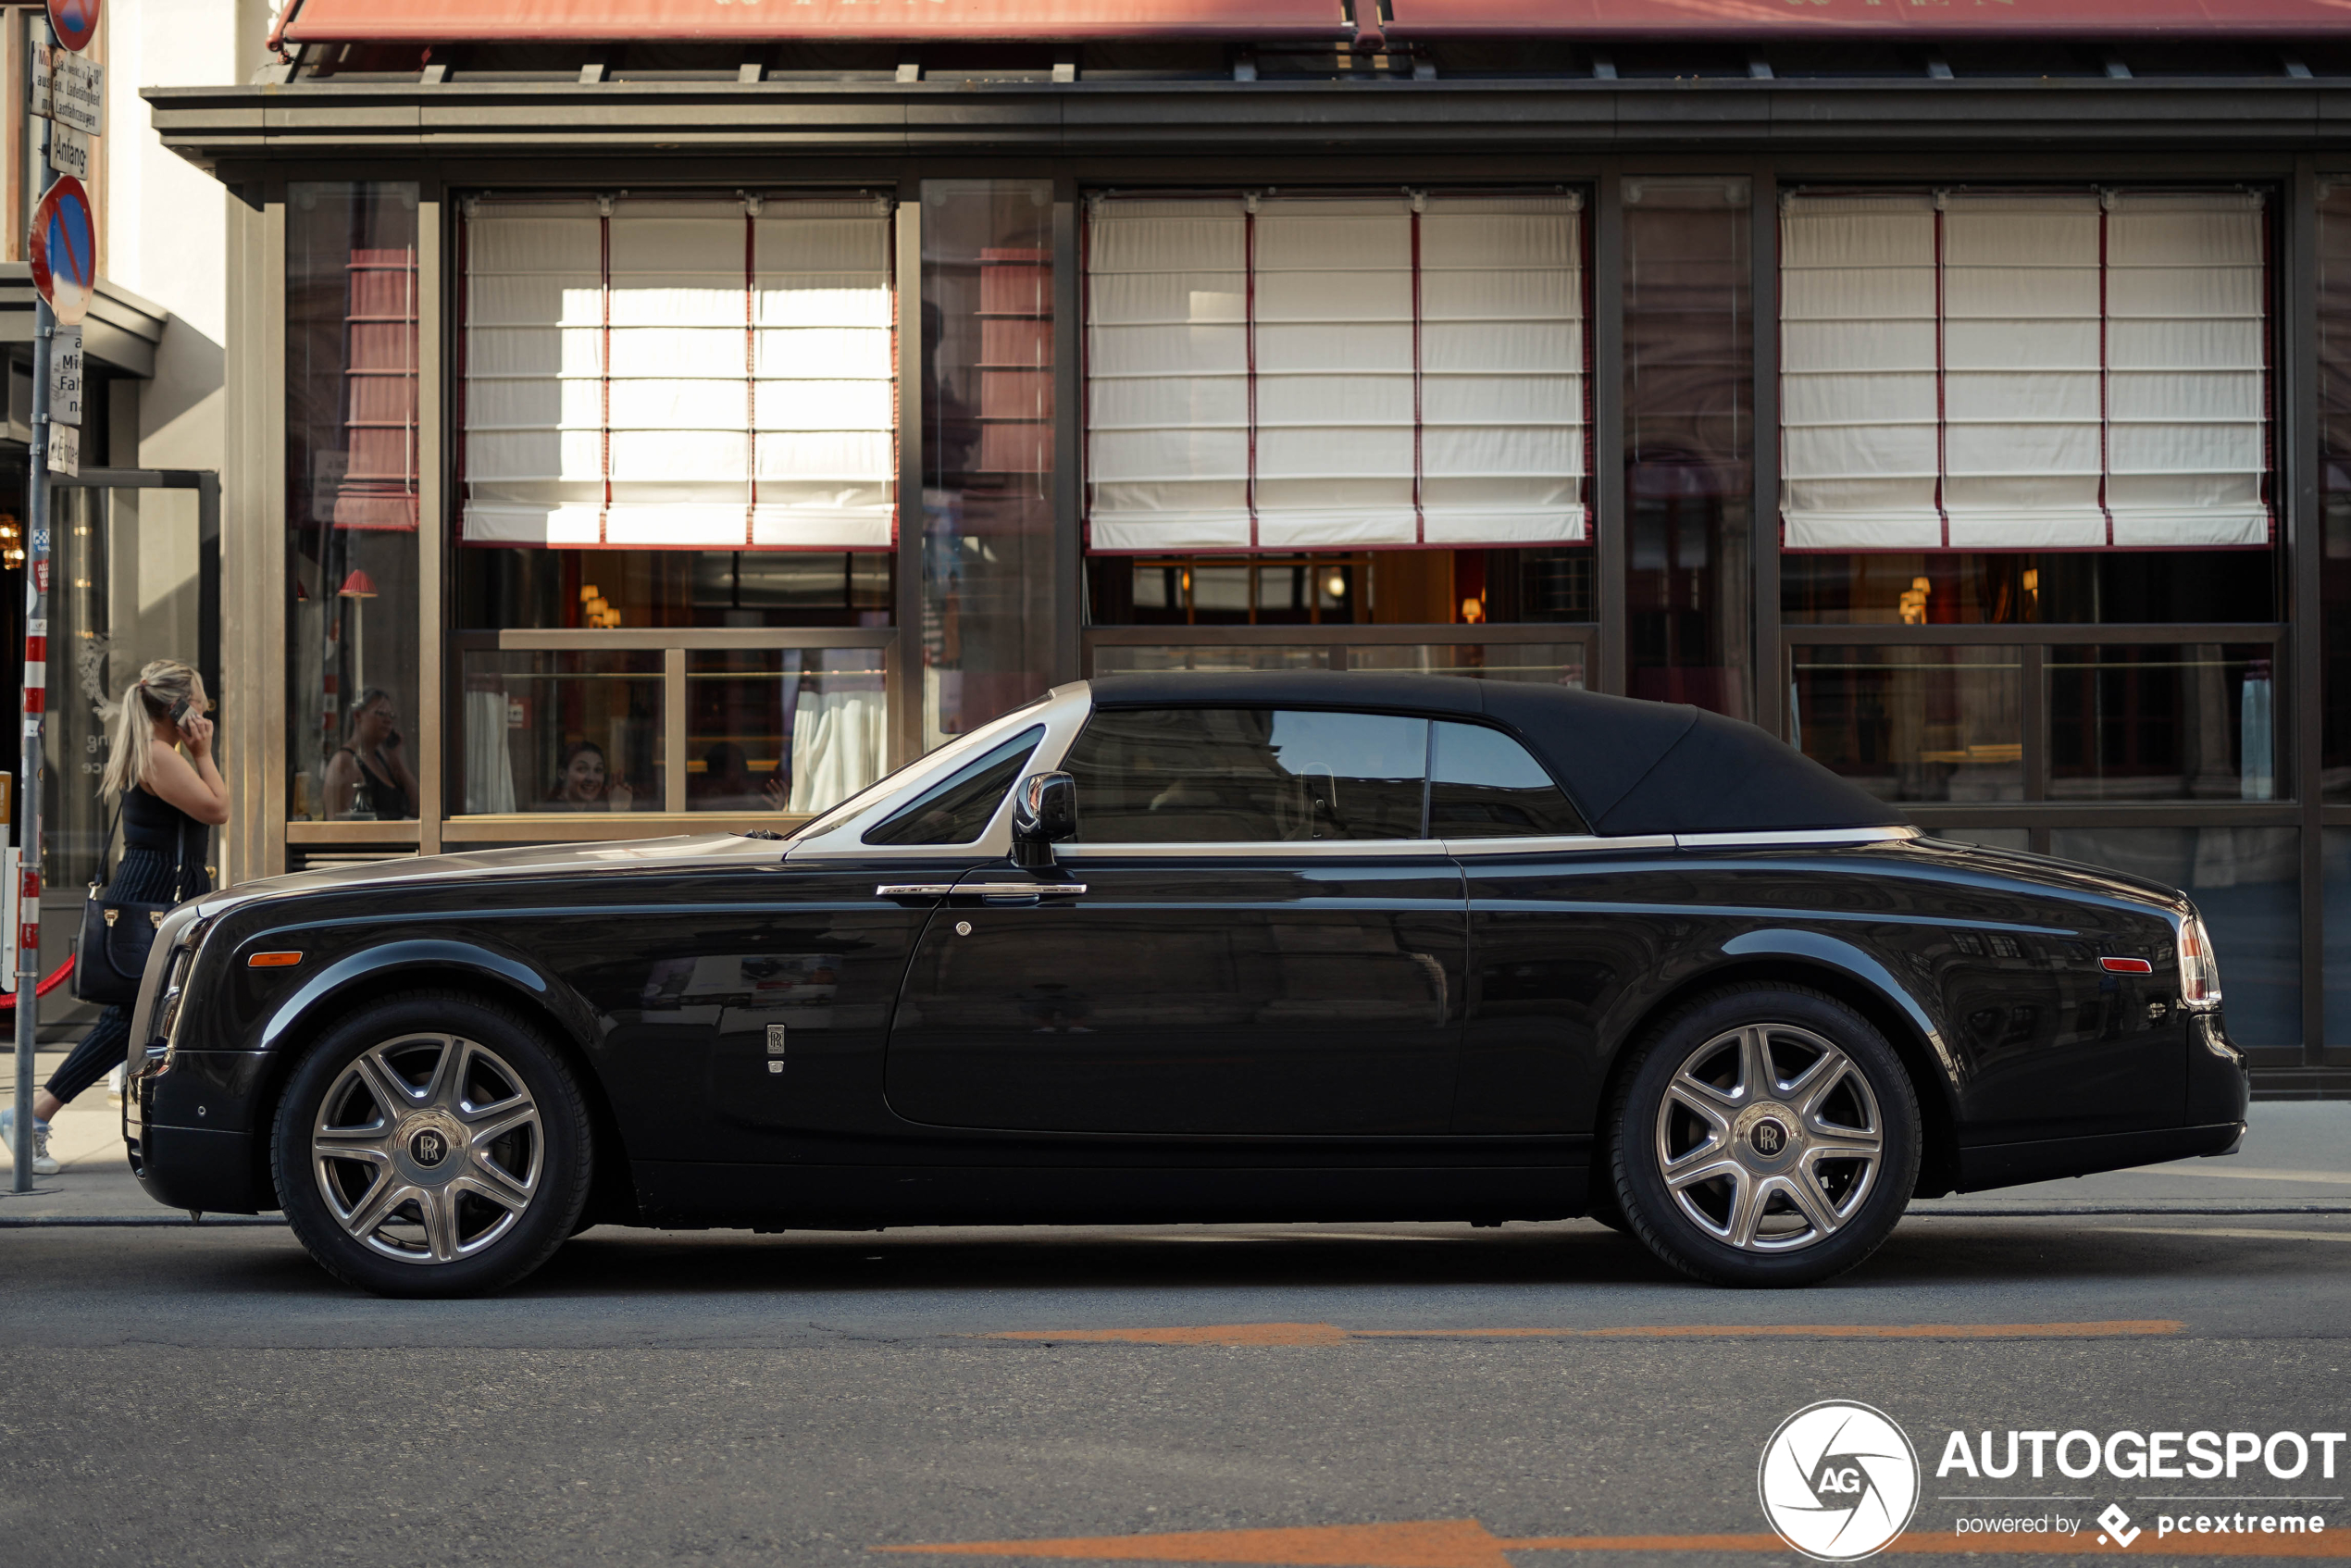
[2099,197,2113,548]
[746,205,757,549]
[1244,199,1259,551]
[1933,201,1948,552]
[599,204,612,546]
[1410,200,1424,547]
[277,0,1349,46]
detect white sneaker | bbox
[0,1106,59,1176]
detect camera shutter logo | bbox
[1758,1400,1921,1561]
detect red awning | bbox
[1378,0,2351,40]
[272,0,1350,48]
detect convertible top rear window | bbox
[863,727,1045,846]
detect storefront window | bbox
[923,180,1056,745]
[2319,180,2351,800]
[2327,830,2351,1051]
[686,647,887,812]
[458,649,664,813]
[1081,187,1596,655]
[2048,644,2276,800]
[2049,828,2299,1050]
[287,181,421,823]
[1790,646,2023,803]
[1625,176,1752,716]
[1781,185,2277,628]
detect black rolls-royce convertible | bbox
[124,673,2245,1295]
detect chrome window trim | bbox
[1058,840,1454,860]
[1443,834,1680,857]
[785,682,1096,864]
[1671,827,1922,850]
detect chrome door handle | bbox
[876,884,955,898]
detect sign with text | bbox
[47,0,98,55]
[45,421,77,477]
[45,121,86,181]
[51,54,100,136]
[30,43,51,119]
[48,327,81,429]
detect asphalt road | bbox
[5,1212,2350,1568]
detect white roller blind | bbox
[462,194,895,550]
[1781,189,2270,553]
[1085,191,1586,554]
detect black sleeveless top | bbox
[122,784,201,855]
[335,745,416,821]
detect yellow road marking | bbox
[2097,1227,2351,1245]
[875,1517,2351,1563]
[982,1320,2183,1347]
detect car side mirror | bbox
[1011,771,1078,869]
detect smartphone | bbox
[168,695,195,728]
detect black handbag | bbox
[71,802,189,1008]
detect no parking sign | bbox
[46,0,97,55]
[30,175,93,327]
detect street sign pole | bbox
[14,11,56,1192]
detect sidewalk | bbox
[1,1068,2344,1224]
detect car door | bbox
[1430,718,1670,1137]
[883,705,1466,1137]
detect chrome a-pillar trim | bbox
[784,682,1096,865]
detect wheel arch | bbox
[243,941,635,1223]
[1592,936,1963,1201]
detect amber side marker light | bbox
[247,952,304,969]
[2100,956,2154,974]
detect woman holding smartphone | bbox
[324,687,417,820]
[0,660,228,1176]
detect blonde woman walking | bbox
[0,660,227,1176]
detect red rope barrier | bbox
[0,954,75,1009]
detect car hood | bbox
[192,833,788,916]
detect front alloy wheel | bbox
[1611,984,1920,1288]
[275,993,591,1297]
[312,1034,544,1265]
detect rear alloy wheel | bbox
[1611,985,1919,1287]
[273,994,591,1297]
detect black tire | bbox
[271,991,593,1298]
[1581,1174,1634,1236]
[1608,984,1920,1288]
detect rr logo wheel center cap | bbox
[391,1111,466,1185]
[1731,1102,1803,1172]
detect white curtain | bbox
[1780,189,2269,552]
[462,195,894,550]
[788,686,889,814]
[1085,191,1586,553]
[463,689,516,814]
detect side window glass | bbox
[863,728,1045,845]
[1066,708,1429,842]
[1429,721,1589,839]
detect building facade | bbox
[140,0,2351,1091]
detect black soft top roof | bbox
[1085,672,1907,838]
